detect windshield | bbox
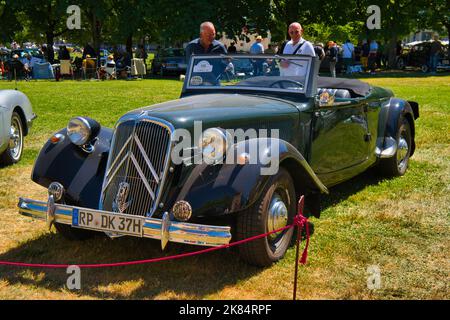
[185,54,314,94]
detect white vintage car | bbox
[0,90,36,165]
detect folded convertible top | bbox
[317,77,371,97]
[238,76,371,97]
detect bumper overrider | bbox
[18,197,232,249]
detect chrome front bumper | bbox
[18,197,232,249]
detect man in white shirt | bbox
[280,22,315,77]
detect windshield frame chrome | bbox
[183,54,315,95]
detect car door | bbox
[309,95,371,185]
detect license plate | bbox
[72,208,143,236]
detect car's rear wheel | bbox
[1,111,24,165]
[378,117,412,177]
[236,168,296,267]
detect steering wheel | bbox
[269,80,303,89]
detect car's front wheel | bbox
[378,117,412,177]
[1,111,24,165]
[236,168,296,267]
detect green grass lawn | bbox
[0,75,448,299]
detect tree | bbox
[419,0,450,57]
[12,0,71,62]
[0,1,22,44]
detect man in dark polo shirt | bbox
[185,21,227,61]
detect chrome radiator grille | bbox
[101,118,172,217]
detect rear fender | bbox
[376,98,418,158]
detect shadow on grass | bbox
[0,231,264,299]
[319,167,385,213]
[0,168,387,299]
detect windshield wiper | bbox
[273,55,305,68]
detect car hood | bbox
[120,93,301,130]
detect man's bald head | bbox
[288,22,303,43]
[199,21,216,48]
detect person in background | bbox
[250,35,264,54]
[227,42,237,53]
[58,45,71,61]
[22,53,34,80]
[368,39,378,74]
[279,22,315,56]
[314,42,325,60]
[265,44,276,54]
[0,60,5,79]
[105,54,115,67]
[135,44,147,60]
[279,22,315,77]
[327,41,339,77]
[361,40,369,72]
[342,39,354,74]
[250,35,264,75]
[429,35,443,74]
[7,54,24,80]
[185,21,227,61]
[185,21,228,84]
[82,43,96,59]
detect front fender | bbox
[376,98,418,158]
[31,127,112,209]
[172,138,328,218]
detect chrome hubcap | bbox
[9,118,22,159]
[397,136,409,169]
[267,193,288,241]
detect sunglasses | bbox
[289,30,301,34]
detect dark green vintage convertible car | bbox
[18,54,419,266]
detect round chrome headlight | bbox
[67,117,100,146]
[199,128,231,164]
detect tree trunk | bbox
[92,14,102,53]
[388,34,398,69]
[126,34,133,57]
[45,32,55,64]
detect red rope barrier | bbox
[0,200,310,285]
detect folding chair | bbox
[131,58,146,78]
[83,58,97,79]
